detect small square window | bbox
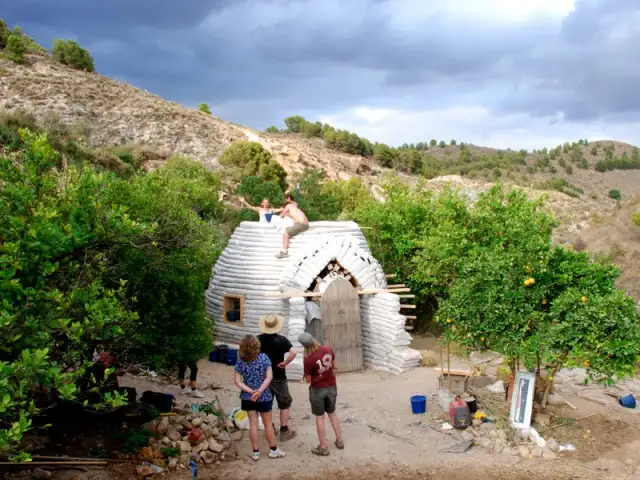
[223,294,245,326]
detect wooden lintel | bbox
[400,304,416,309]
[264,287,410,299]
[385,274,397,279]
[387,283,406,288]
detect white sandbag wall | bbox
[205,220,420,378]
[360,294,421,374]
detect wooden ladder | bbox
[386,274,415,331]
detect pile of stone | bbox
[460,420,559,460]
[141,408,240,471]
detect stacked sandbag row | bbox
[360,294,421,374]
[279,234,385,293]
[284,297,305,380]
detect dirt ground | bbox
[113,340,640,480]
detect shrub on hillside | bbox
[631,213,640,227]
[218,140,287,189]
[609,189,622,201]
[265,126,279,133]
[450,139,457,146]
[438,140,446,148]
[373,143,398,168]
[236,175,285,206]
[0,18,9,49]
[5,34,26,63]
[198,103,212,114]
[52,39,95,72]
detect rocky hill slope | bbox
[2,53,640,298]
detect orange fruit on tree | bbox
[581,296,588,303]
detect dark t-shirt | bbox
[258,333,293,381]
[304,346,336,389]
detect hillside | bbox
[2,53,640,299]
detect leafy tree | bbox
[197,103,212,114]
[218,141,287,189]
[450,139,457,146]
[373,143,398,168]
[294,169,343,221]
[430,139,437,147]
[236,175,284,206]
[438,140,446,148]
[52,39,95,72]
[5,34,26,63]
[608,189,622,201]
[0,18,9,49]
[284,115,307,133]
[0,131,136,454]
[265,126,279,133]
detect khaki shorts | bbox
[286,222,309,237]
[270,378,293,409]
[309,385,337,416]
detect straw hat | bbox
[259,313,283,334]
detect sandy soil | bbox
[116,349,640,480]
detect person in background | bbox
[275,193,309,258]
[178,361,205,398]
[258,314,297,442]
[240,197,282,224]
[298,332,344,456]
[234,335,286,461]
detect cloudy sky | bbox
[3,0,639,149]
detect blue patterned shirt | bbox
[235,353,273,402]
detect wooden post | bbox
[447,342,452,394]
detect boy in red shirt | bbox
[299,332,344,456]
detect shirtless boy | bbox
[275,193,309,258]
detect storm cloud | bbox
[2,0,640,148]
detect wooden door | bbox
[320,276,363,372]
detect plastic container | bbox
[226,348,238,366]
[619,394,636,408]
[410,395,427,414]
[208,349,218,363]
[216,345,229,364]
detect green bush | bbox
[430,139,437,147]
[632,213,640,227]
[5,34,26,63]
[236,175,284,206]
[373,143,398,168]
[52,39,94,72]
[265,126,279,133]
[450,139,457,146]
[0,18,9,49]
[218,141,287,189]
[438,140,446,148]
[609,189,622,201]
[0,131,223,454]
[198,103,212,114]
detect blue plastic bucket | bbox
[216,345,229,364]
[265,212,273,223]
[208,349,218,363]
[226,348,238,366]
[619,394,636,408]
[410,395,427,414]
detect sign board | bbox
[509,371,536,429]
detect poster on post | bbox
[509,371,536,429]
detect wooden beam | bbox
[404,315,417,320]
[264,287,410,299]
[404,326,415,331]
[359,287,410,294]
[434,367,472,376]
[400,304,416,309]
[387,283,405,288]
[398,294,415,298]
[385,273,397,279]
